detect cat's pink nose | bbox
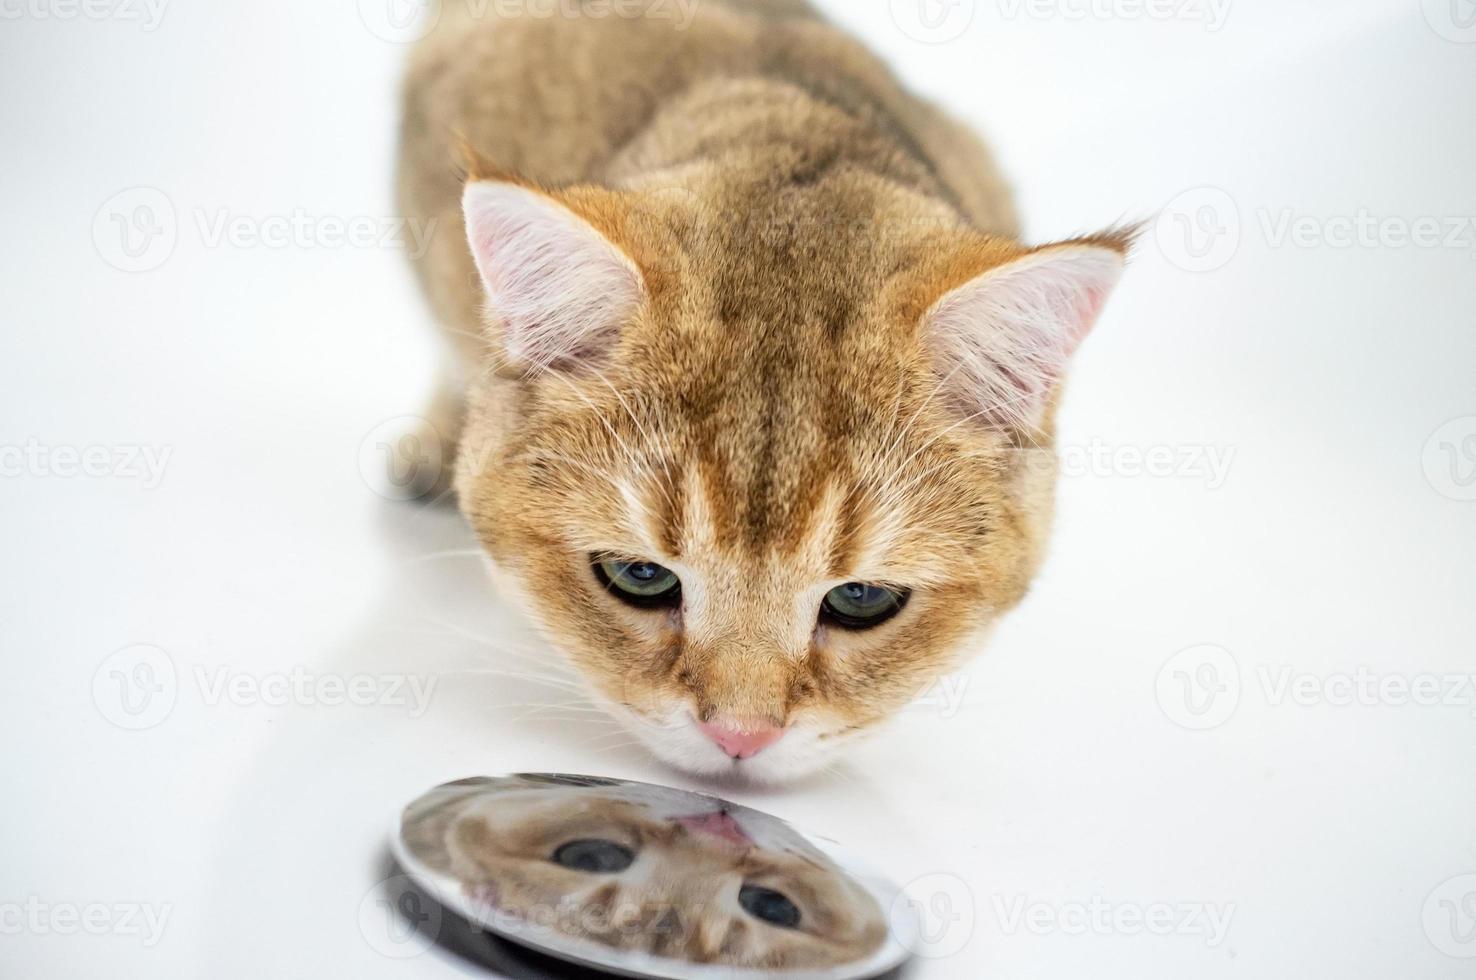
[698,720,785,760]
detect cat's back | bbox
[397,0,1015,341]
[400,0,1011,224]
[401,1,813,184]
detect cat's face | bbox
[456,172,1128,781]
[403,776,887,968]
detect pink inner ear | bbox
[462,181,644,371]
[924,244,1124,430]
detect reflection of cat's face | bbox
[403,777,887,969]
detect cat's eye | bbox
[550,839,635,873]
[821,582,909,630]
[738,884,802,929]
[593,557,682,608]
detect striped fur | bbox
[396,0,1129,781]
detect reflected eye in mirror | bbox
[593,557,682,609]
[550,839,635,874]
[738,884,802,929]
[820,582,909,630]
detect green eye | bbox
[821,582,908,630]
[594,558,681,608]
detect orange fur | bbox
[395,0,1129,780]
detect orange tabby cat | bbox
[396,0,1131,781]
[400,775,887,968]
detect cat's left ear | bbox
[921,234,1132,432]
[462,179,646,372]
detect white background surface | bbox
[2,0,1474,977]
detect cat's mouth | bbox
[674,810,751,848]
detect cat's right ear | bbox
[917,235,1131,434]
[462,179,646,373]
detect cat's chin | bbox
[617,707,841,785]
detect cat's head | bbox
[402,776,887,968]
[454,169,1130,782]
